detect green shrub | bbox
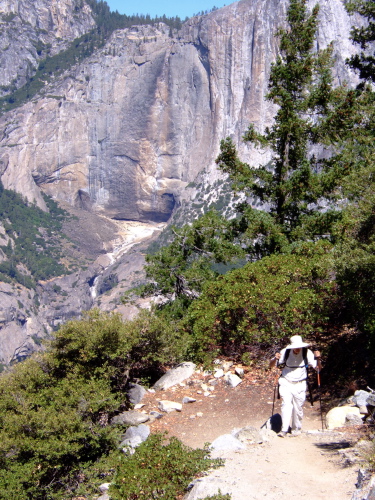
[203,494,231,500]
[186,241,336,361]
[0,357,119,499]
[110,433,223,500]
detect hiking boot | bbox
[291,429,301,436]
[277,431,287,438]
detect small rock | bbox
[235,367,245,378]
[184,477,231,500]
[222,361,234,372]
[99,483,111,493]
[149,411,163,419]
[214,369,224,378]
[234,426,263,444]
[197,412,203,417]
[158,400,183,412]
[345,413,364,426]
[120,424,150,453]
[182,397,197,404]
[224,372,242,388]
[123,424,150,441]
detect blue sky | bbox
[105,0,236,19]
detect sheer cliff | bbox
[0,0,358,220]
[0,0,361,365]
[0,0,95,97]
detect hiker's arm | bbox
[313,350,322,371]
[270,352,281,369]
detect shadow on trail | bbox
[314,440,352,451]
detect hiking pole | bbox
[317,368,324,431]
[271,373,278,417]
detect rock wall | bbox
[0,0,95,96]
[0,0,362,364]
[0,0,359,220]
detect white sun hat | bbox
[286,335,310,349]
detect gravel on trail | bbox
[139,367,362,499]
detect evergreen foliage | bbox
[0,310,202,499]
[216,0,359,255]
[110,433,222,500]
[346,0,375,83]
[1,0,375,495]
[186,241,335,362]
[144,210,242,302]
[0,183,70,287]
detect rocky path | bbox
[139,366,363,499]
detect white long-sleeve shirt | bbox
[278,348,317,382]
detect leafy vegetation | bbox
[1,0,375,496]
[346,0,375,83]
[215,0,361,256]
[0,310,209,499]
[185,241,336,363]
[109,433,223,500]
[143,0,375,365]
[0,183,72,287]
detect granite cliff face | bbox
[0,0,95,97]
[0,0,358,220]
[0,0,361,365]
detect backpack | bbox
[278,347,314,405]
[283,347,308,369]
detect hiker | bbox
[269,335,322,437]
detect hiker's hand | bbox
[269,352,280,369]
[313,350,321,359]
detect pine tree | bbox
[346,0,375,83]
[216,0,356,255]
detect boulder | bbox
[127,383,147,405]
[233,426,263,444]
[326,406,362,430]
[210,434,246,452]
[110,410,149,426]
[184,477,232,500]
[153,362,196,390]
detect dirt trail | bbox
[140,368,361,499]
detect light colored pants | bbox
[279,377,306,433]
